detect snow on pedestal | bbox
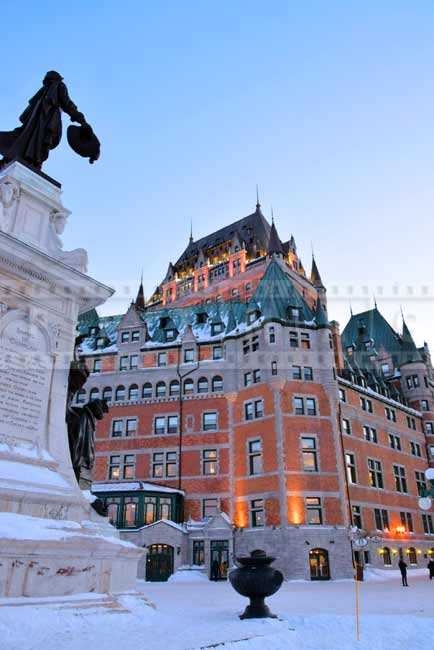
[0,162,142,598]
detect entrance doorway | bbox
[146,544,174,582]
[309,548,330,580]
[210,540,229,580]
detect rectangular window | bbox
[306,398,316,416]
[243,339,250,355]
[203,412,217,431]
[120,355,129,371]
[361,398,373,413]
[108,455,120,479]
[301,333,311,349]
[289,331,298,348]
[166,451,177,477]
[213,346,222,360]
[244,402,253,421]
[158,352,167,367]
[368,458,384,489]
[385,407,397,421]
[425,422,434,434]
[152,452,164,478]
[422,514,434,534]
[289,306,301,320]
[400,511,414,533]
[388,434,401,450]
[123,454,135,479]
[167,415,178,434]
[126,418,137,437]
[112,420,123,438]
[410,441,421,457]
[184,348,194,363]
[352,505,362,529]
[202,449,218,475]
[422,400,430,411]
[393,465,408,493]
[193,540,205,566]
[306,497,322,525]
[251,499,265,527]
[252,336,259,352]
[346,452,357,484]
[154,416,166,435]
[121,332,129,343]
[203,498,218,517]
[416,471,427,495]
[374,508,389,531]
[363,426,378,443]
[166,329,176,341]
[253,369,261,383]
[130,354,138,370]
[244,371,252,387]
[123,498,138,527]
[302,437,318,472]
[268,326,276,344]
[131,330,140,342]
[254,400,264,418]
[271,360,278,376]
[292,365,302,380]
[294,397,304,415]
[342,418,352,435]
[304,367,313,381]
[93,359,102,373]
[248,440,263,475]
[339,388,347,402]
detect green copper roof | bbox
[253,259,314,322]
[401,319,423,362]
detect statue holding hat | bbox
[0,71,100,170]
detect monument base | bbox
[0,162,142,598]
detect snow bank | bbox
[168,569,208,582]
[364,567,428,582]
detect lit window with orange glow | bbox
[202,449,218,475]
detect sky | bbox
[1,1,434,348]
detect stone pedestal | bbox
[0,162,142,598]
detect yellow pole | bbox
[355,562,360,642]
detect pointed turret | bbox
[401,318,422,362]
[310,256,325,289]
[267,218,284,257]
[135,276,146,311]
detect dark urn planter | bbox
[229,549,284,619]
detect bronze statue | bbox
[0,71,100,170]
[68,398,108,482]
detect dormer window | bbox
[121,332,130,344]
[346,346,353,357]
[196,312,207,325]
[166,329,176,342]
[96,337,105,349]
[288,307,301,321]
[211,323,224,336]
[89,326,98,336]
[247,312,257,325]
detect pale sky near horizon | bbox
[1,2,434,349]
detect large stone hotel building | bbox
[77,201,434,581]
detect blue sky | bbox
[2,1,434,347]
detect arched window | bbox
[197,377,209,394]
[76,389,86,404]
[142,383,152,399]
[183,378,194,395]
[89,387,100,400]
[212,375,223,392]
[169,380,180,397]
[309,548,330,580]
[129,384,139,401]
[382,547,392,566]
[115,385,125,401]
[156,382,166,398]
[408,547,417,565]
[102,386,112,402]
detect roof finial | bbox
[189,218,193,244]
[373,294,378,309]
[311,241,315,259]
[349,300,353,316]
[256,184,260,209]
[271,205,274,224]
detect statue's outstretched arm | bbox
[59,83,87,126]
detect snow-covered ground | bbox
[1,572,434,650]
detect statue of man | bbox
[68,398,108,483]
[0,71,99,170]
